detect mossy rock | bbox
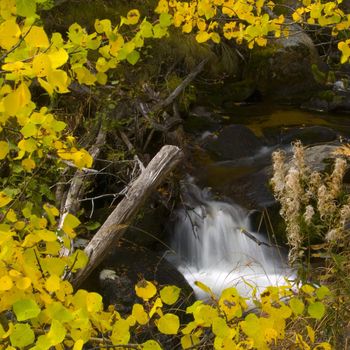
[244,24,322,103]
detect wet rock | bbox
[203,124,263,161]
[82,240,195,314]
[302,89,350,113]
[280,126,338,145]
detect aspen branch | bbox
[70,145,184,288]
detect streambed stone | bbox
[203,124,263,161]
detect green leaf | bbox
[316,286,331,300]
[140,21,153,38]
[308,301,325,320]
[16,0,36,17]
[153,24,168,38]
[127,50,140,65]
[13,299,41,321]
[10,323,35,347]
[289,298,305,315]
[156,313,179,335]
[159,13,172,27]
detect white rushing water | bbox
[168,180,293,300]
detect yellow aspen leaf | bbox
[95,19,112,34]
[42,257,67,276]
[313,343,332,350]
[110,319,130,345]
[47,69,70,93]
[127,9,140,25]
[16,276,32,290]
[9,323,35,348]
[73,339,84,350]
[38,77,54,95]
[0,275,13,291]
[181,320,198,335]
[132,304,149,325]
[21,158,36,171]
[181,334,200,349]
[212,317,230,338]
[0,19,21,50]
[86,292,103,312]
[0,192,12,207]
[141,340,162,350]
[193,304,218,326]
[0,141,9,159]
[48,48,69,69]
[18,138,37,153]
[302,284,315,294]
[194,280,214,296]
[17,82,31,107]
[155,0,169,14]
[306,325,315,343]
[32,54,52,77]
[135,280,157,300]
[156,313,179,335]
[71,149,93,168]
[62,213,81,237]
[20,123,37,138]
[182,21,193,33]
[211,32,221,43]
[6,209,17,222]
[96,57,109,73]
[45,274,61,292]
[96,72,107,85]
[197,18,207,31]
[13,299,40,321]
[67,250,88,272]
[14,221,26,230]
[160,285,181,305]
[73,67,97,86]
[3,90,20,115]
[255,37,267,46]
[47,320,66,345]
[25,26,50,48]
[149,297,163,318]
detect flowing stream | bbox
[168,179,293,299]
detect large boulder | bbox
[203,124,263,161]
[245,24,322,102]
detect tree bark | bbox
[59,126,107,257]
[70,145,183,288]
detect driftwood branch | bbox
[137,58,209,133]
[70,145,184,288]
[152,58,209,113]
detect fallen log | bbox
[71,145,184,288]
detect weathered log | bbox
[71,145,184,288]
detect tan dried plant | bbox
[271,141,350,265]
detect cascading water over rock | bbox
[167,178,293,299]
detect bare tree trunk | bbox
[70,145,183,288]
[59,126,106,256]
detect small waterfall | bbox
[168,179,293,299]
